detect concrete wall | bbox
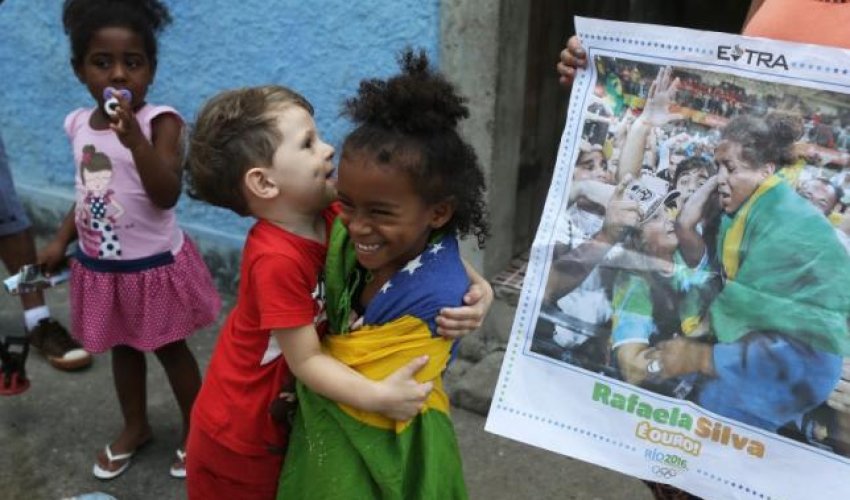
[441,0,529,276]
[0,0,440,290]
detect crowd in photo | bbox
[534,57,850,457]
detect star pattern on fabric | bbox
[429,242,444,255]
[380,280,393,294]
[402,255,423,275]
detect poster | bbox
[486,17,850,499]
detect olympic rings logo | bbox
[651,465,680,479]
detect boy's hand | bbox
[269,391,298,427]
[436,282,493,339]
[375,355,434,421]
[37,240,68,275]
[557,35,587,88]
[652,338,715,378]
[108,92,146,151]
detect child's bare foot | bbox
[92,425,153,480]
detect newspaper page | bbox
[486,17,850,499]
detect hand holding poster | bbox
[486,17,850,499]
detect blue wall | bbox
[0,0,440,245]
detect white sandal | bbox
[169,448,186,478]
[92,445,135,480]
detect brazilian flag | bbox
[713,175,850,355]
[277,220,469,500]
[604,72,626,116]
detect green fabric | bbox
[279,220,467,500]
[670,252,719,332]
[712,180,850,355]
[613,272,653,318]
[325,217,363,335]
[611,252,718,342]
[605,73,626,116]
[278,381,467,500]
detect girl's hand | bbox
[436,280,494,339]
[37,239,69,275]
[375,356,434,421]
[108,92,147,151]
[640,67,683,128]
[557,35,587,88]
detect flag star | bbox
[429,242,444,255]
[380,280,393,294]
[402,255,423,275]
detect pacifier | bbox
[103,87,132,117]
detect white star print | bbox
[402,255,423,275]
[429,242,444,255]
[380,281,393,294]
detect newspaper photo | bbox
[486,17,850,499]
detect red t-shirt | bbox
[192,204,339,457]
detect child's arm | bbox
[273,325,433,421]
[569,179,615,207]
[616,67,683,182]
[674,176,718,267]
[110,94,183,209]
[435,258,494,339]
[38,204,77,273]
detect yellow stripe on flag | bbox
[324,315,453,432]
[722,175,782,281]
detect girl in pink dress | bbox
[40,0,221,480]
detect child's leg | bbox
[153,339,201,444]
[96,345,151,471]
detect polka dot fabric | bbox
[69,236,221,353]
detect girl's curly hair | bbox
[62,0,171,70]
[342,48,490,246]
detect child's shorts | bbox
[0,134,32,238]
[186,426,283,500]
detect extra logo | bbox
[717,44,788,70]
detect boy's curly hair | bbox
[186,85,314,216]
[342,49,490,246]
[62,0,171,71]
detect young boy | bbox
[184,85,489,499]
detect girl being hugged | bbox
[39,0,221,480]
[277,49,489,500]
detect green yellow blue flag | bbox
[278,221,469,499]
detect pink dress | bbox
[64,104,221,352]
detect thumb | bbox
[463,285,482,305]
[419,380,434,397]
[614,174,633,199]
[389,355,429,381]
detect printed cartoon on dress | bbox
[78,144,124,258]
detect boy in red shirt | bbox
[184,85,489,499]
